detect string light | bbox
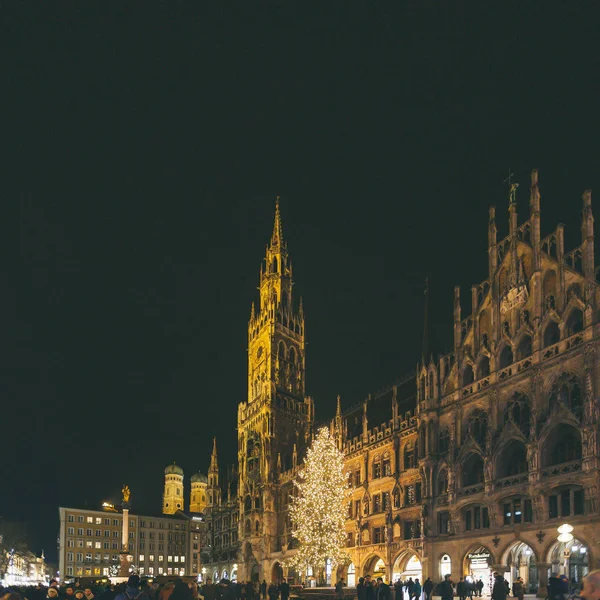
[286,427,349,581]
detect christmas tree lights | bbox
[287,427,349,583]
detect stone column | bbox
[536,563,550,598]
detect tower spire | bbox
[422,277,430,362]
[271,196,284,248]
[210,437,218,472]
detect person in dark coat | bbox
[422,579,433,600]
[376,579,391,600]
[475,581,484,598]
[437,575,454,600]
[393,581,403,600]
[259,583,266,600]
[357,578,367,600]
[457,578,467,600]
[267,584,278,600]
[279,580,289,600]
[491,574,507,600]
[216,582,236,600]
[365,577,375,600]
[335,579,345,600]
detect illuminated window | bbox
[87,517,93,523]
[95,542,101,549]
[139,555,145,562]
[159,555,164,562]
[149,567,154,575]
[86,541,93,548]
[174,556,179,563]
[77,540,84,548]
[168,556,173,562]
[158,567,164,575]
[96,518,102,524]
[167,568,173,575]
[180,556,185,563]
[85,568,91,576]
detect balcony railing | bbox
[495,473,528,489]
[458,483,485,496]
[540,459,582,479]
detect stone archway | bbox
[463,545,494,596]
[501,541,538,594]
[272,561,284,584]
[392,551,422,594]
[546,538,590,585]
[363,554,386,578]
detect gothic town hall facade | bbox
[200,172,600,596]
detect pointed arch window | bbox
[382,452,391,477]
[467,410,488,447]
[404,442,416,469]
[438,428,450,454]
[372,455,382,479]
[549,374,582,417]
[504,393,531,435]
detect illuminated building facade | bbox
[201,175,600,594]
[57,506,204,581]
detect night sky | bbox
[4,3,600,563]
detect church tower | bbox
[189,471,208,513]
[162,463,184,514]
[206,438,221,508]
[238,199,314,574]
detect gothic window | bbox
[549,374,583,417]
[373,494,381,513]
[254,497,261,510]
[461,453,484,487]
[404,442,416,469]
[464,505,489,531]
[542,424,582,467]
[438,428,450,454]
[548,487,585,519]
[499,345,513,369]
[462,364,475,387]
[428,372,434,398]
[477,356,490,379]
[382,492,390,511]
[516,335,532,360]
[382,452,391,476]
[496,440,527,478]
[566,308,584,336]
[373,455,382,479]
[278,341,285,358]
[419,376,426,401]
[502,497,533,525]
[467,410,488,447]
[438,469,448,495]
[244,520,251,535]
[354,469,361,486]
[288,346,296,364]
[504,393,531,435]
[543,270,557,308]
[543,321,560,348]
[438,513,451,535]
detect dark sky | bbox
[4,3,600,562]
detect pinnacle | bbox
[271,196,284,248]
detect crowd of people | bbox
[0,575,292,600]
[0,569,591,600]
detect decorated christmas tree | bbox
[287,426,349,584]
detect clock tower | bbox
[237,199,314,579]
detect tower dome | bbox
[165,462,184,476]
[163,463,184,514]
[191,471,208,483]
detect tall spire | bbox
[271,196,284,248]
[210,437,218,472]
[422,277,430,362]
